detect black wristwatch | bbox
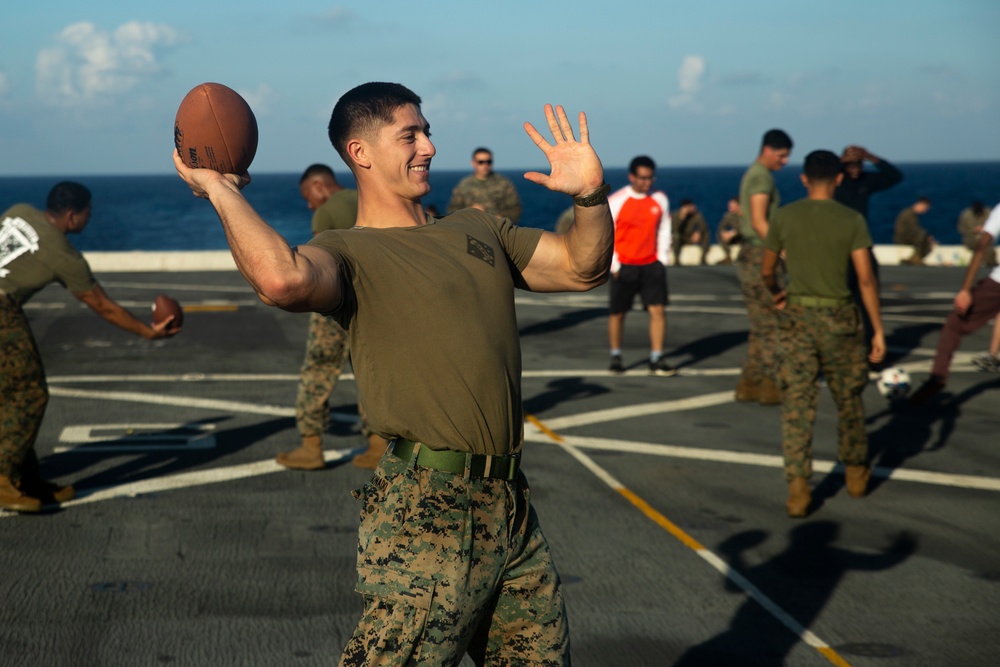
[574,182,611,207]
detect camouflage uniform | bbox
[778,303,869,480]
[341,449,570,666]
[735,244,785,385]
[0,295,48,483]
[447,174,523,223]
[295,313,352,437]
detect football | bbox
[876,367,911,399]
[152,294,184,328]
[174,82,258,174]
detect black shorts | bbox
[609,261,669,314]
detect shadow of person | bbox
[48,416,303,491]
[667,330,748,369]
[814,374,998,503]
[518,307,607,337]
[523,377,610,416]
[673,523,917,666]
[882,322,940,367]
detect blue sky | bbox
[1,0,997,176]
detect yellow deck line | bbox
[526,413,854,667]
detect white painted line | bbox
[48,386,296,417]
[539,390,735,431]
[0,447,359,519]
[48,373,306,383]
[56,422,217,453]
[524,432,1000,492]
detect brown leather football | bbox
[152,294,183,328]
[174,82,258,174]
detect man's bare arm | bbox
[761,248,785,308]
[74,284,178,339]
[749,193,771,240]
[519,105,613,292]
[173,152,341,312]
[851,247,885,363]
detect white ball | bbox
[877,367,911,399]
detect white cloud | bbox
[239,83,278,118]
[36,21,182,107]
[668,55,706,110]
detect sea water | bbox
[0,162,997,252]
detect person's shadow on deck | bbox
[673,522,916,666]
[523,377,610,417]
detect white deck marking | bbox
[539,391,734,430]
[523,430,1000,492]
[0,448,358,518]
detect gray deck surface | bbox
[2,264,998,666]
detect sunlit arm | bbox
[525,200,613,292]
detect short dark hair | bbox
[971,201,985,216]
[328,82,423,165]
[802,150,841,182]
[299,163,335,184]
[761,129,793,151]
[46,182,91,215]
[629,155,656,175]
[678,198,694,207]
[472,147,492,158]
[916,196,931,205]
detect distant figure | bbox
[447,147,522,222]
[957,201,997,268]
[555,205,574,234]
[671,198,709,265]
[607,155,676,376]
[716,197,742,265]
[894,197,934,265]
[735,128,793,405]
[834,145,902,347]
[833,145,903,220]
[762,150,885,517]
[275,164,388,471]
[0,182,180,512]
[910,201,1000,405]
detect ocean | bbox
[1,162,997,252]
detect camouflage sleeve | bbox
[497,178,522,224]
[447,179,471,214]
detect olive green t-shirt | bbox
[0,204,96,304]
[765,199,871,300]
[738,162,780,246]
[311,188,358,235]
[307,209,544,456]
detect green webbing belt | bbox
[787,295,852,308]
[390,438,520,481]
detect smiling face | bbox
[367,103,436,200]
[761,146,791,171]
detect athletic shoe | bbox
[609,355,624,375]
[972,352,1000,374]
[649,358,677,377]
[909,375,945,406]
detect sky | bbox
[1,0,998,177]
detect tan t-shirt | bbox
[0,204,96,304]
[739,162,780,246]
[308,209,543,456]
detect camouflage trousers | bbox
[0,296,49,483]
[778,303,869,481]
[736,244,785,383]
[341,449,570,666]
[296,313,357,437]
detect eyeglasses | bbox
[476,159,493,165]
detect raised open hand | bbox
[523,104,604,198]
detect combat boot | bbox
[845,465,872,498]
[0,475,43,513]
[352,434,389,470]
[19,477,76,504]
[734,376,759,402]
[275,435,325,471]
[757,377,782,406]
[786,477,811,518]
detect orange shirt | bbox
[608,186,671,271]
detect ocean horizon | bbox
[1,161,997,252]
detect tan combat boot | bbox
[845,465,872,498]
[0,475,43,513]
[734,375,759,402]
[19,477,76,504]
[786,477,811,518]
[275,435,325,470]
[352,434,389,470]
